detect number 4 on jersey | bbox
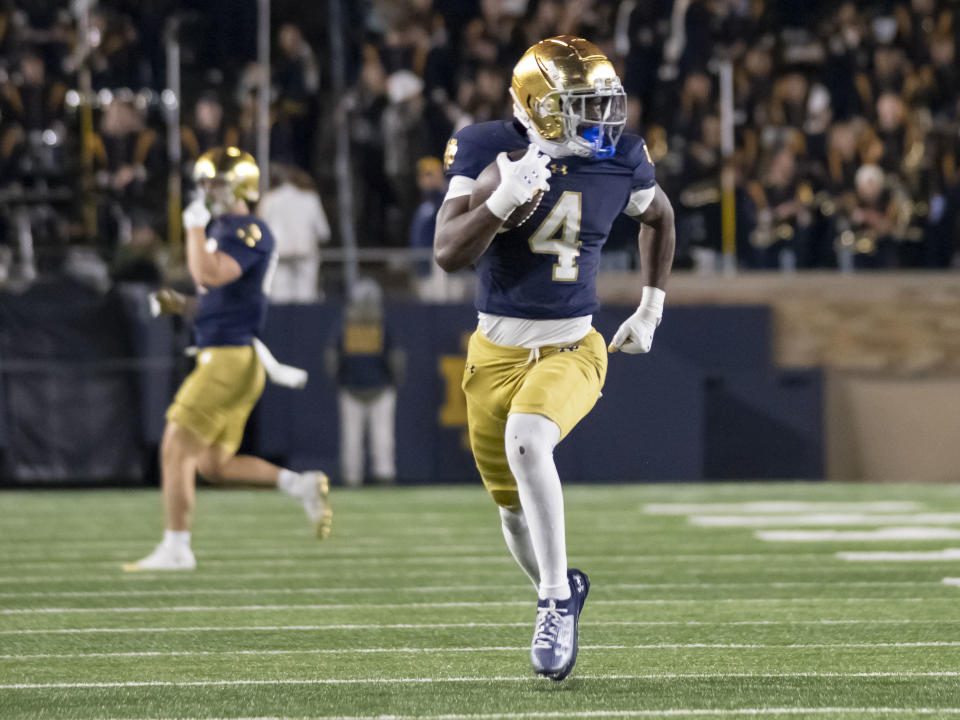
[528,191,582,282]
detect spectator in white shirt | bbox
[259,165,331,303]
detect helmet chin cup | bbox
[580,126,616,159]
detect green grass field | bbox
[1,482,960,719]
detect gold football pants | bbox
[461,329,608,508]
[166,345,266,455]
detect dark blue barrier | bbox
[651,306,773,371]
[256,303,821,483]
[0,295,822,484]
[0,281,145,483]
[704,370,824,479]
[116,284,176,446]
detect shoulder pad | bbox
[617,133,656,191]
[213,215,273,253]
[443,121,527,179]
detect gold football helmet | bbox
[192,147,260,214]
[510,36,626,159]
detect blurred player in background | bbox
[125,147,332,572]
[434,37,675,679]
[325,277,405,487]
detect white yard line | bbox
[0,598,932,615]
[692,514,960,528]
[0,569,526,585]
[3,671,958,690]
[757,528,960,542]
[0,618,938,636]
[0,580,935,600]
[0,585,530,599]
[4,641,960,661]
[837,549,960,562]
[94,709,960,720]
[0,545,497,563]
[944,578,960,587]
[0,563,890,586]
[644,502,922,515]
[0,556,513,570]
[0,553,833,572]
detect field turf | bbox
[1,482,959,719]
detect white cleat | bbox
[123,543,196,572]
[301,471,332,540]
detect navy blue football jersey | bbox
[334,320,396,391]
[193,214,276,348]
[443,120,655,319]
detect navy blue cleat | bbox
[530,568,590,681]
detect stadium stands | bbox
[1,0,958,284]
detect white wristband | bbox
[484,184,520,221]
[640,286,665,311]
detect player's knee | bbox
[195,454,222,481]
[161,423,191,466]
[504,432,545,471]
[162,422,210,471]
[504,413,559,471]
[196,448,231,481]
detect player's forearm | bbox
[638,221,675,289]
[433,199,504,272]
[637,185,676,289]
[186,227,217,287]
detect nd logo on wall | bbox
[437,332,472,450]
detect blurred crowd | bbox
[362,0,960,270]
[2,0,960,291]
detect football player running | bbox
[434,37,675,679]
[125,147,332,572]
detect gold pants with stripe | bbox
[461,329,608,508]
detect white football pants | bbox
[339,388,397,486]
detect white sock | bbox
[163,530,191,549]
[277,468,302,495]
[499,505,540,590]
[505,413,570,601]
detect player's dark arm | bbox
[635,184,675,289]
[185,225,243,288]
[433,195,505,272]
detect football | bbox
[468,148,545,230]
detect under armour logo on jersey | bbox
[558,345,579,353]
[468,364,476,374]
[550,163,568,175]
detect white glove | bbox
[183,197,211,230]
[608,286,665,354]
[484,144,551,220]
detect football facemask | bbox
[199,178,236,217]
[560,88,627,159]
